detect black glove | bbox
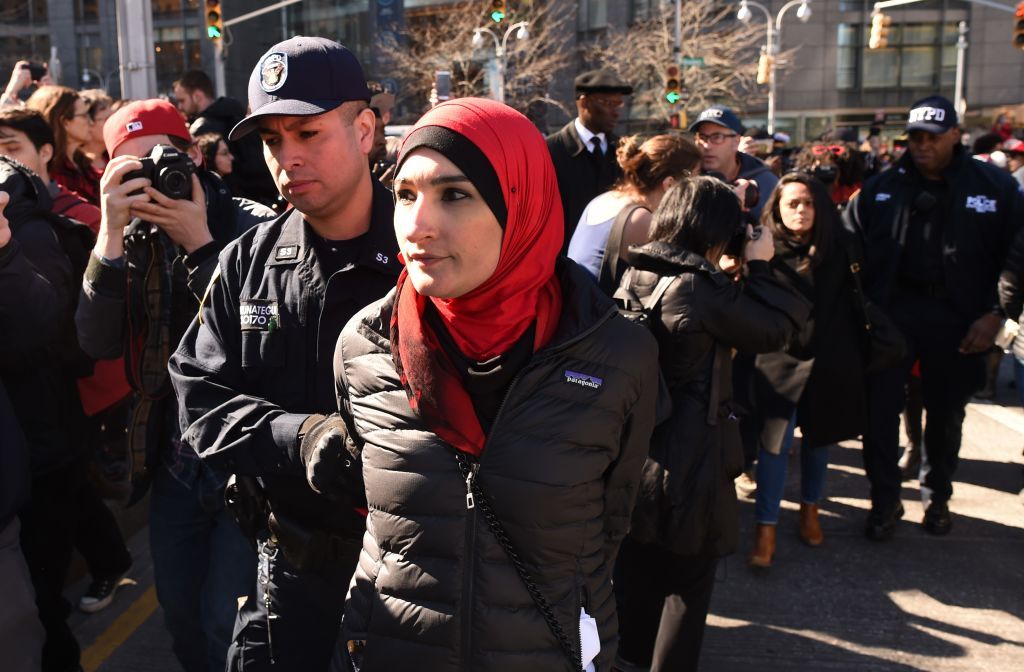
[298,414,362,501]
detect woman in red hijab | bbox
[323,98,659,672]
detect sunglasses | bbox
[812,144,848,157]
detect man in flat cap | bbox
[547,69,632,251]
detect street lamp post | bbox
[472,21,529,104]
[737,0,812,134]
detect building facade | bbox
[1,0,1020,138]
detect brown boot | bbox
[748,524,776,568]
[799,503,824,547]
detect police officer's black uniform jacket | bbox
[843,146,1024,321]
[169,179,400,537]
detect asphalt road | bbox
[70,359,1024,672]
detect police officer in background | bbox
[169,37,401,671]
[844,96,1023,540]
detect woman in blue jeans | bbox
[742,173,868,568]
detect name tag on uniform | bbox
[275,245,299,261]
[240,299,279,331]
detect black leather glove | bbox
[298,414,362,500]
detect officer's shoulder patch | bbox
[198,263,222,326]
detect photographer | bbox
[75,99,273,672]
[689,105,778,220]
[613,176,809,672]
[2,60,51,107]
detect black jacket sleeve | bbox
[699,261,812,355]
[168,252,310,476]
[0,238,61,366]
[1000,224,1024,322]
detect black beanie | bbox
[397,126,508,228]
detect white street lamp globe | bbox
[472,30,483,47]
[737,2,752,23]
[516,25,529,41]
[797,2,811,22]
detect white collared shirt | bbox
[574,117,607,155]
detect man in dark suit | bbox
[547,70,632,251]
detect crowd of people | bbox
[1,36,1022,672]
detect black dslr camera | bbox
[123,144,196,199]
[706,171,760,258]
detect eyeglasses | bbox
[586,95,626,110]
[812,144,848,157]
[695,131,738,145]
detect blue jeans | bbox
[754,415,831,525]
[1015,355,1024,407]
[150,465,256,672]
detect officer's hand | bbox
[298,414,362,501]
[132,174,212,253]
[959,313,1002,354]
[100,156,152,232]
[0,192,11,248]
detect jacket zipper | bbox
[458,305,618,670]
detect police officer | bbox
[168,37,401,672]
[844,96,1023,540]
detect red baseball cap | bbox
[104,99,192,156]
[1003,138,1024,154]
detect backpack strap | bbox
[597,203,645,296]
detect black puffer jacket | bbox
[622,242,809,557]
[0,157,87,476]
[336,260,660,672]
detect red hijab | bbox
[391,98,564,456]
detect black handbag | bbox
[848,257,907,372]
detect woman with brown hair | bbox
[743,172,867,568]
[25,85,101,204]
[79,89,113,172]
[568,133,701,294]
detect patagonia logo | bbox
[565,370,603,389]
[275,245,299,261]
[965,195,996,213]
[240,299,279,332]
[875,192,891,202]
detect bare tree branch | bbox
[584,0,792,125]
[378,0,573,122]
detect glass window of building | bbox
[579,0,608,31]
[837,21,960,91]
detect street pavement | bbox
[71,360,1024,671]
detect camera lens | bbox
[161,169,189,199]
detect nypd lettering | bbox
[699,108,724,121]
[875,192,891,202]
[564,370,603,390]
[240,299,280,331]
[965,195,997,213]
[908,106,945,124]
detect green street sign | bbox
[682,57,705,68]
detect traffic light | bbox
[868,11,891,50]
[664,65,681,105]
[490,0,506,23]
[205,0,223,41]
[1014,2,1024,51]
[668,111,687,129]
[756,51,773,85]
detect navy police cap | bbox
[229,36,371,141]
[905,95,958,134]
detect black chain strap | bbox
[454,451,582,670]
